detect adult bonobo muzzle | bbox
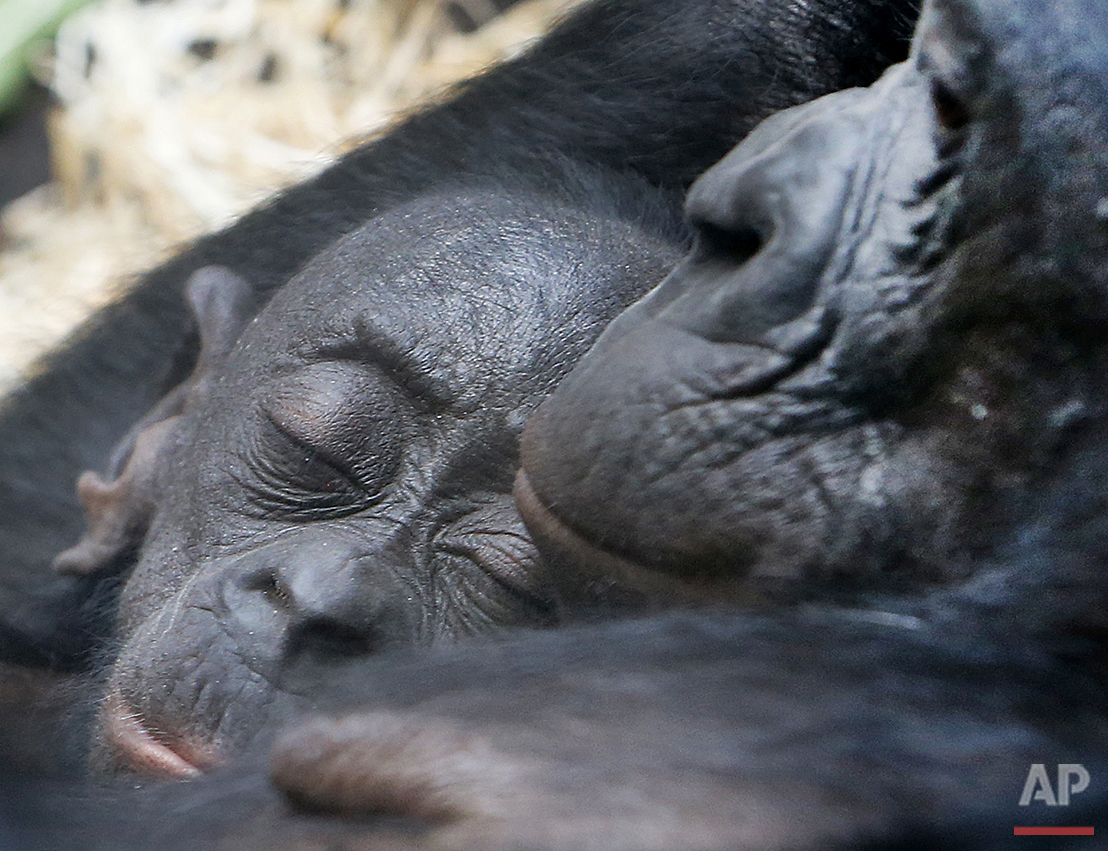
[517,0,1108,610]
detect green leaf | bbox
[0,0,93,114]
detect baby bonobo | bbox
[85,182,681,774]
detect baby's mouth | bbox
[101,691,223,778]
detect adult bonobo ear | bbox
[52,267,254,577]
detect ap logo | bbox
[1020,764,1091,807]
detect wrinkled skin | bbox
[92,183,682,774]
[517,0,1108,610]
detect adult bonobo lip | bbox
[519,0,1108,609]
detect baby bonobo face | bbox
[517,3,1108,610]
[70,188,680,774]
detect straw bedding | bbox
[0,0,578,388]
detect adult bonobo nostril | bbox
[692,220,765,267]
[667,92,874,345]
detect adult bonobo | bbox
[0,0,919,773]
[517,0,1108,610]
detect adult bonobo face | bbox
[518,0,1108,608]
[78,188,680,774]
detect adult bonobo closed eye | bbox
[0,0,918,774]
[517,0,1108,608]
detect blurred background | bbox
[0,0,578,389]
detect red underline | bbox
[1014,827,1095,836]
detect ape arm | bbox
[0,0,918,665]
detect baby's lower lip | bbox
[102,691,220,778]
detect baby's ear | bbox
[52,266,255,578]
[185,265,255,380]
